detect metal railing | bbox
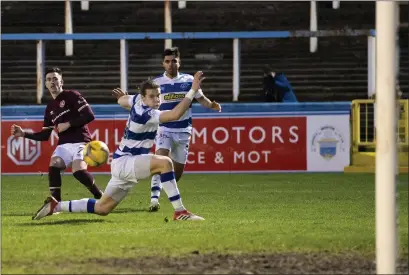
[351,99,409,152]
[1,30,376,104]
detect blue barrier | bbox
[1,103,351,120]
[1,30,376,41]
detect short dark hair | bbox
[45,67,62,77]
[163,47,180,59]
[139,79,160,96]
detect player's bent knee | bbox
[150,156,174,174]
[96,208,111,216]
[94,201,114,216]
[161,156,173,172]
[49,157,66,169]
[165,156,173,166]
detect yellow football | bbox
[83,140,110,167]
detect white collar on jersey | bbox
[163,72,180,80]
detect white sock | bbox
[160,171,185,211]
[150,174,162,202]
[55,198,97,213]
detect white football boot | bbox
[32,196,58,220]
[173,210,205,221]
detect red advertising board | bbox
[186,117,306,172]
[1,116,307,174]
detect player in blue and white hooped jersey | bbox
[149,47,221,212]
[32,73,206,221]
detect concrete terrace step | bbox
[1,74,375,85]
[1,1,401,103]
[0,50,371,60]
[1,58,372,66]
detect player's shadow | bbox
[113,207,151,213]
[2,212,34,217]
[18,219,107,226]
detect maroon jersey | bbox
[44,90,94,145]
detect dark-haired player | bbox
[11,67,103,201]
[148,47,221,211]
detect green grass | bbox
[1,173,408,274]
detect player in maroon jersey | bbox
[10,67,103,201]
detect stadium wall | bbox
[1,103,351,174]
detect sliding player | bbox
[32,72,206,221]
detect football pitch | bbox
[1,173,408,274]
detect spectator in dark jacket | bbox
[263,66,298,103]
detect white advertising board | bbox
[307,115,350,172]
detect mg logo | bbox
[7,130,41,165]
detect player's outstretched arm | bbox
[196,94,221,112]
[11,124,52,141]
[159,71,205,123]
[112,88,132,110]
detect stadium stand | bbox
[1,1,408,104]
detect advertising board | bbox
[1,103,351,174]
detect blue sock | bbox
[58,198,96,213]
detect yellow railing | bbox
[351,99,409,153]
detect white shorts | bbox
[51,142,85,167]
[155,131,191,164]
[104,154,152,202]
